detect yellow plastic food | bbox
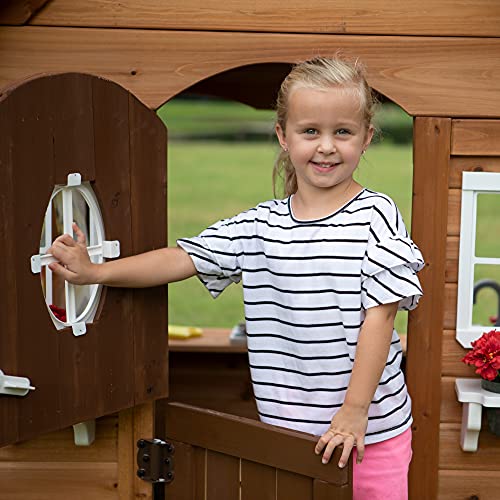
[168,325,203,339]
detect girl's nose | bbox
[317,137,336,154]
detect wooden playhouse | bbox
[1,1,500,498]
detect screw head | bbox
[137,439,146,448]
[143,454,150,463]
[137,468,146,478]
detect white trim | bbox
[456,172,500,348]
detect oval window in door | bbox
[32,173,120,336]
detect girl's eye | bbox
[336,128,351,135]
[303,128,318,135]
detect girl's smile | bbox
[275,86,373,206]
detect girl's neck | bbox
[291,180,364,220]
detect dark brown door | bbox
[0,73,168,447]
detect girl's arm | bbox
[315,301,398,467]
[48,222,197,287]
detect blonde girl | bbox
[48,56,424,500]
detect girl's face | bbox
[275,86,373,198]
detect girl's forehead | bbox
[287,86,364,121]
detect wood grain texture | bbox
[128,92,168,404]
[241,459,276,500]
[1,27,500,117]
[206,451,239,500]
[440,423,500,470]
[313,479,352,500]
[444,283,457,331]
[30,0,500,37]
[165,402,350,486]
[440,377,463,424]
[0,416,118,500]
[276,470,313,500]
[445,236,459,284]
[452,120,500,156]
[0,462,118,500]
[406,118,451,500]
[449,156,500,189]
[441,331,471,378]
[447,189,461,236]
[438,470,500,500]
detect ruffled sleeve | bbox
[177,216,243,299]
[361,200,425,311]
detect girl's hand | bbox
[314,403,368,468]
[47,223,99,285]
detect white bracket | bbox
[455,378,500,452]
[72,419,96,446]
[0,370,35,397]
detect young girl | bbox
[48,56,424,499]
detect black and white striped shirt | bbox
[178,189,424,444]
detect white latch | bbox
[30,241,120,274]
[0,369,35,397]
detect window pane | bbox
[472,264,500,328]
[475,193,500,258]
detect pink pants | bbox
[352,428,412,500]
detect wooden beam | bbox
[406,117,451,500]
[452,120,500,156]
[1,27,500,117]
[30,0,500,38]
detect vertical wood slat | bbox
[241,459,276,500]
[51,73,98,429]
[406,117,451,500]
[89,75,134,418]
[206,450,239,500]
[128,93,169,404]
[276,470,312,500]
[10,76,60,441]
[0,84,19,444]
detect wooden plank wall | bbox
[0,403,160,500]
[28,0,500,37]
[438,120,500,498]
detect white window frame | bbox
[31,173,120,337]
[456,171,500,348]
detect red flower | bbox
[462,330,500,381]
[49,304,67,322]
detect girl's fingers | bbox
[320,433,346,464]
[315,430,334,454]
[338,435,355,468]
[48,262,74,281]
[355,441,365,464]
[72,223,87,245]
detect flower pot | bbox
[481,379,500,394]
[481,379,500,436]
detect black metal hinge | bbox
[136,438,175,484]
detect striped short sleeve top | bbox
[177,188,424,444]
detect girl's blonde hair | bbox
[273,56,377,197]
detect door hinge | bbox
[136,439,175,484]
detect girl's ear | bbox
[275,123,288,151]
[363,124,375,151]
